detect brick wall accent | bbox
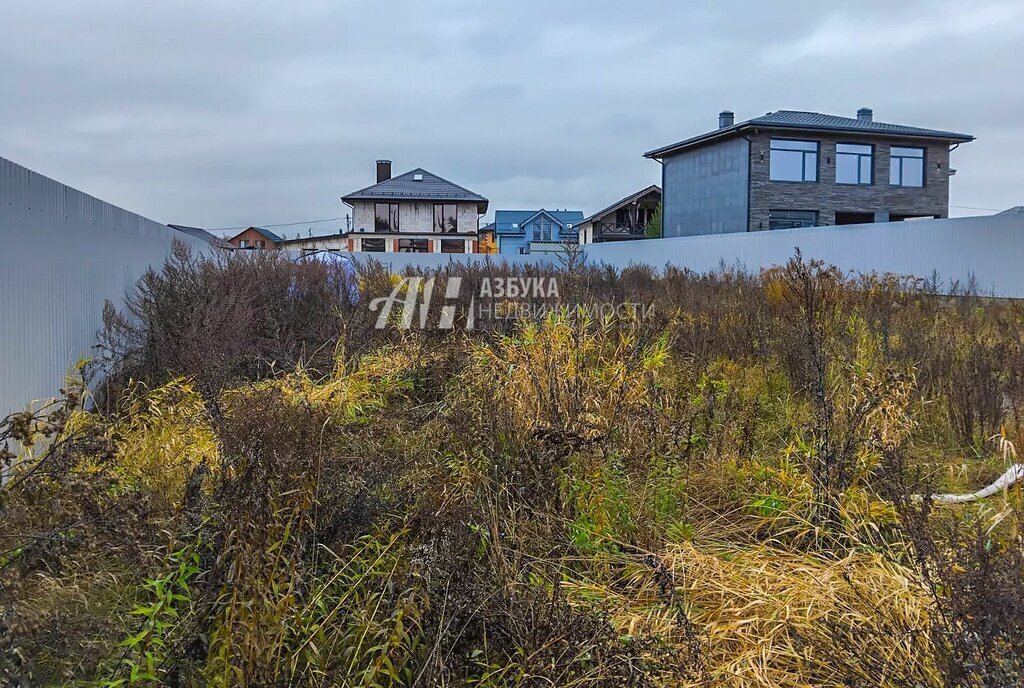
[748,133,951,231]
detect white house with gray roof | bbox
[646,108,973,237]
[288,160,488,254]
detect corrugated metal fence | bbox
[0,155,204,419]
[342,213,1024,299]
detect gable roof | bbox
[645,110,974,159]
[493,209,585,235]
[227,226,284,244]
[342,168,488,213]
[578,185,661,226]
[167,224,225,246]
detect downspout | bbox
[741,130,753,232]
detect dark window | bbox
[835,212,874,225]
[836,143,873,184]
[255,240,266,249]
[398,238,429,253]
[440,239,465,253]
[374,203,399,232]
[532,221,553,241]
[890,146,924,187]
[768,209,818,230]
[770,139,818,182]
[433,204,458,233]
[361,237,386,252]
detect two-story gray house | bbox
[645,109,973,237]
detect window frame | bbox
[398,238,429,253]
[889,146,925,187]
[767,209,819,231]
[433,204,459,233]
[361,237,386,252]
[374,203,400,232]
[439,238,465,254]
[835,142,874,185]
[769,138,819,183]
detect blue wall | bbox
[494,209,584,254]
[662,137,749,237]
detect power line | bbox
[206,216,349,231]
[950,204,1003,212]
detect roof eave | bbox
[646,123,974,159]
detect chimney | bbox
[718,110,735,129]
[857,107,873,123]
[376,159,392,183]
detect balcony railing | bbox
[594,223,647,238]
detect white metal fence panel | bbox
[582,214,1024,298]
[0,156,204,419]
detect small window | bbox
[255,240,266,249]
[374,203,399,232]
[361,237,386,252]
[890,146,925,187]
[770,139,818,182]
[768,210,818,230]
[238,239,250,248]
[440,239,465,253]
[836,143,873,184]
[433,204,458,233]
[398,238,429,253]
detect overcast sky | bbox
[1,0,1021,237]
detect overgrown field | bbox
[2,246,1023,687]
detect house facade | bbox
[225,226,284,249]
[645,109,973,237]
[493,209,584,254]
[576,186,661,245]
[325,160,488,253]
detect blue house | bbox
[493,209,584,254]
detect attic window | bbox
[413,173,424,181]
[511,223,519,229]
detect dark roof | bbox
[998,206,1024,215]
[578,185,661,226]
[227,226,284,244]
[167,224,225,245]
[493,209,584,235]
[645,110,974,159]
[342,168,488,213]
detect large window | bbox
[433,204,458,233]
[768,209,818,230]
[398,238,429,253]
[532,221,552,241]
[836,143,873,184]
[770,139,818,182]
[440,239,465,253]
[361,237,386,252]
[890,146,924,187]
[374,203,399,232]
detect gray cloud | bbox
[1,0,1020,234]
